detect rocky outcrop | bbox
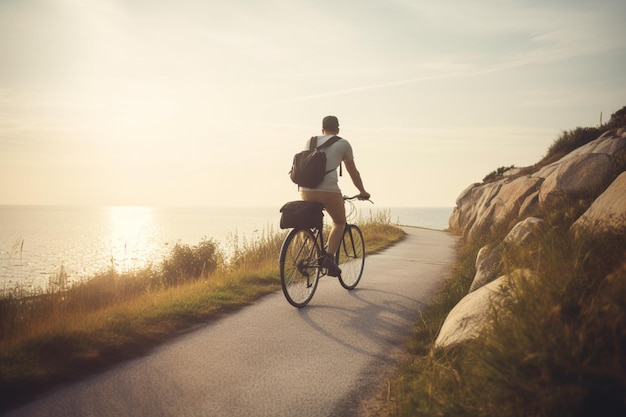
[438,127,626,349]
[449,129,626,240]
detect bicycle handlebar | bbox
[343,194,374,204]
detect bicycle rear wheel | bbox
[336,224,365,289]
[279,228,321,307]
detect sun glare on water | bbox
[106,206,161,272]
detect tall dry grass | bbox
[382,214,626,417]
[0,212,405,410]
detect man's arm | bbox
[344,159,370,199]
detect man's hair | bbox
[322,115,339,131]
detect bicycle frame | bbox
[307,226,330,277]
[279,195,370,307]
[298,227,326,282]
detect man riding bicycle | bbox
[298,115,371,277]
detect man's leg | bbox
[327,220,346,255]
[300,191,345,276]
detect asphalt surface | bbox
[4,227,457,417]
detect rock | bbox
[436,276,507,347]
[518,190,539,218]
[504,217,546,245]
[468,176,543,241]
[572,172,626,234]
[538,153,615,206]
[469,217,545,293]
[435,269,534,348]
[565,129,626,160]
[448,183,480,233]
[449,182,501,237]
[449,176,543,240]
[535,130,625,206]
[469,243,503,293]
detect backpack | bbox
[289,136,341,188]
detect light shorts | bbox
[299,190,346,225]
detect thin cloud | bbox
[275,71,466,104]
[277,16,623,105]
[275,56,545,104]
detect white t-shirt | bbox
[299,135,354,193]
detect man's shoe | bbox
[322,254,341,277]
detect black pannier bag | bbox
[279,201,324,230]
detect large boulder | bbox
[536,130,626,206]
[469,243,503,293]
[572,171,626,234]
[436,275,508,348]
[468,176,543,241]
[566,129,626,159]
[469,217,545,292]
[436,269,534,348]
[449,176,542,240]
[537,153,615,206]
[503,216,546,245]
[449,182,500,237]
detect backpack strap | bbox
[312,135,343,177]
[315,135,341,150]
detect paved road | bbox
[4,227,457,417]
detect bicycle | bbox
[279,195,372,308]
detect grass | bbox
[367,108,626,416]
[0,213,405,411]
[373,208,626,416]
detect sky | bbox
[1,0,625,208]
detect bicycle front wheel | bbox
[336,224,365,289]
[279,228,321,307]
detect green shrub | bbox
[606,105,626,130]
[543,127,602,164]
[482,165,517,183]
[160,238,224,286]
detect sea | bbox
[0,205,453,292]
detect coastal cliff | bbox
[438,106,626,348]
